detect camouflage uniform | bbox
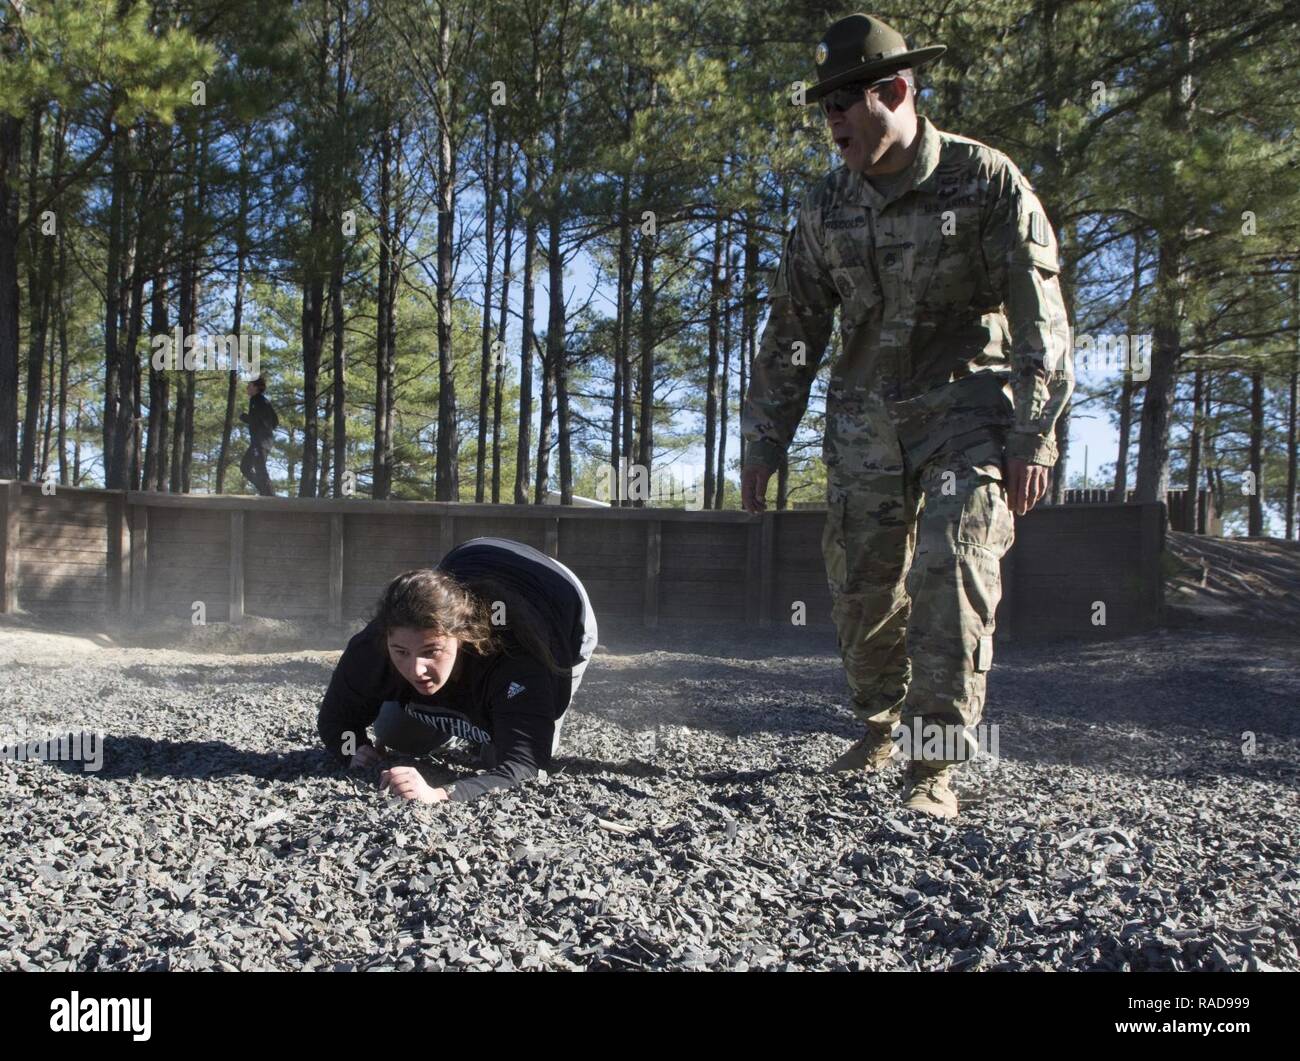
[742,115,1073,775]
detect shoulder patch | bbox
[1029,210,1049,246]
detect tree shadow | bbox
[37,736,342,782]
[26,625,1297,792]
[32,734,690,792]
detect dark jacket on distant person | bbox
[240,393,278,445]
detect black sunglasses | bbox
[819,76,901,116]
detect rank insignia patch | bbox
[1030,210,1049,246]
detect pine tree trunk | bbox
[217,150,249,494]
[1113,233,1142,500]
[1287,356,1298,541]
[547,142,570,504]
[534,336,552,504]
[0,110,21,479]
[374,124,393,501]
[740,215,757,471]
[300,262,323,498]
[169,254,189,494]
[56,226,69,485]
[178,125,207,494]
[617,176,634,505]
[286,426,297,494]
[383,120,403,497]
[434,3,458,501]
[330,220,345,497]
[717,241,733,510]
[1134,238,1184,505]
[120,206,145,492]
[1203,372,1225,523]
[40,309,55,479]
[334,4,350,498]
[704,218,721,509]
[319,385,333,498]
[636,204,656,504]
[1186,368,1203,533]
[1287,280,1298,540]
[1135,12,1194,506]
[145,265,168,492]
[21,103,51,481]
[299,20,329,500]
[514,151,536,504]
[556,331,573,504]
[1248,369,1264,536]
[104,120,127,486]
[1113,377,1133,501]
[73,399,82,485]
[476,122,499,503]
[493,143,514,505]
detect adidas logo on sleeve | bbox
[506,681,526,699]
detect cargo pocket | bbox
[957,474,1015,556]
[822,491,848,596]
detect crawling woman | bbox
[318,537,598,804]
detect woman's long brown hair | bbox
[370,569,565,674]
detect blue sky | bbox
[546,246,1118,491]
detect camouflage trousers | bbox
[822,427,1015,771]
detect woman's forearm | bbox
[447,709,552,801]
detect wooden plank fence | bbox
[0,481,1166,640]
[1063,487,1219,536]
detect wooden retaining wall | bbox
[0,482,1165,640]
[1063,487,1219,536]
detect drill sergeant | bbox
[741,13,1072,818]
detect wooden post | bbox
[1,481,19,613]
[544,517,559,558]
[643,520,661,628]
[758,512,774,628]
[1141,502,1164,627]
[744,518,763,625]
[229,510,245,625]
[439,514,456,561]
[329,513,344,625]
[131,504,148,616]
[107,492,130,616]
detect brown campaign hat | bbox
[805,13,946,102]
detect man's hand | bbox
[1005,458,1050,516]
[349,742,387,770]
[379,765,448,804]
[741,464,774,514]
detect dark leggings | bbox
[240,440,274,496]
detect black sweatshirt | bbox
[317,540,587,802]
[239,393,278,444]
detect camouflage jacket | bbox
[741,115,1073,476]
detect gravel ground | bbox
[1,615,1297,972]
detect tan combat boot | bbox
[901,764,959,818]
[827,727,900,773]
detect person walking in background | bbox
[239,376,278,496]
